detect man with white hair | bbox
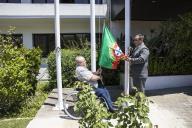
[75,56,117,112]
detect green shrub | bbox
[0,31,41,113]
[0,82,49,118]
[47,49,91,88]
[113,93,152,128]
[24,48,42,95]
[146,13,192,75]
[74,81,152,128]
[74,81,111,128]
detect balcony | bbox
[0,3,107,19]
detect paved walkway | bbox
[147,86,192,128]
[27,86,192,128]
[36,64,49,81]
[27,88,79,128]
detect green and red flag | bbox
[99,26,126,69]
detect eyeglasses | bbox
[133,38,140,41]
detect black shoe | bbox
[109,107,118,113]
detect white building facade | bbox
[0,0,107,56]
[0,0,162,56]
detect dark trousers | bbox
[94,87,114,111]
[132,77,147,93]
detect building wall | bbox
[0,18,104,48]
[120,74,192,90]
[145,75,192,90]
[0,19,161,48]
[0,3,107,19]
[0,18,162,49]
[110,20,161,39]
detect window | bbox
[0,0,7,3]
[33,33,101,57]
[32,0,54,3]
[32,0,75,3]
[0,0,21,3]
[8,0,20,2]
[33,34,55,57]
[95,0,102,4]
[61,0,103,4]
[32,0,46,3]
[47,0,54,3]
[74,0,89,4]
[31,0,102,4]
[60,0,74,3]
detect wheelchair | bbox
[63,87,109,120]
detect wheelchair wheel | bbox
[64,91,82,120]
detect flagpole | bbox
[90,0,96,73]
[54,0,64,110]
[124,0,131,95]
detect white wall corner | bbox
[145,75,192,90]
[23,32,33,49]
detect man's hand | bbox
[126,57,132,62]
[90,74,101,81]
[93,68,102,75]
[124,55,131,62]
[96,68,102,74]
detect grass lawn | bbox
[0,81,49,128]
[0,118,32,128]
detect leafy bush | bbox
[74,81,111,128]
[113,93,152,128]
[146,13,192,75]
[0,82,49,118]
[24,48,42,95]
[74,81,152,128]
[0,30,41,113]
[47,49,91,88]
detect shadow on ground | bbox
[146,86,192,96]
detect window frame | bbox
[32,0,54,3]
[31,0,102,4]
[0,0,21,3]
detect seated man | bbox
[75,56,117,112]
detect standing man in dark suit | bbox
[126,34,150,93]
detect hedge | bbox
[0,33,41,113]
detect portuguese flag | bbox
[99,26,125,69]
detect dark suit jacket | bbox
[130,43,150,78]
